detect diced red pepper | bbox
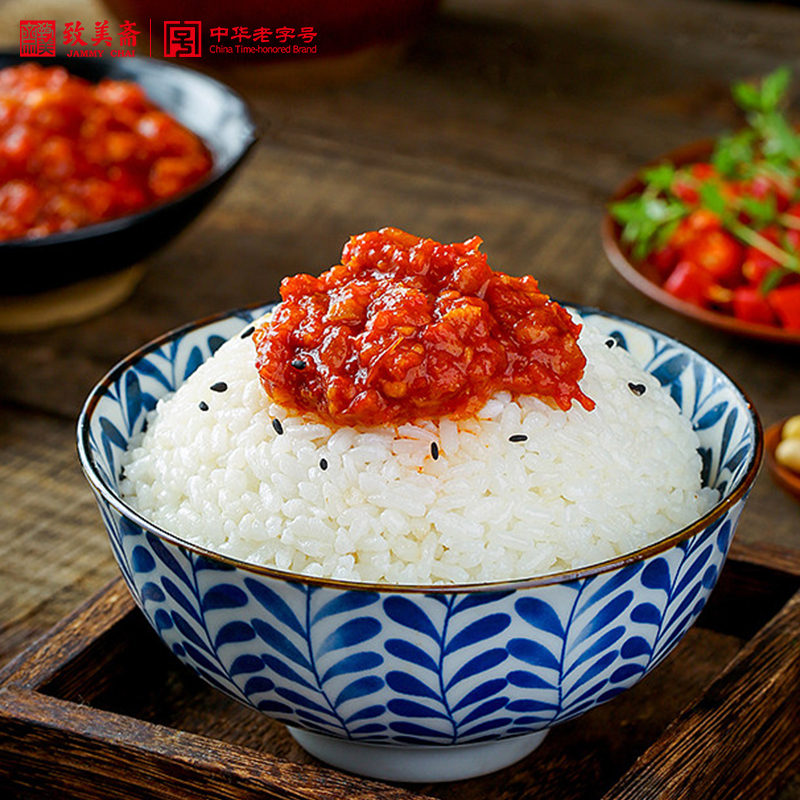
[690,163,717,181]
[767,284,800,329]
[732,285,778,325]
[741,254,779,286]
[663,260,717,307]
[672,180,698,205]
[681,229,743,286]
[784,202,800,220]
[741,227,782,284]
[786,228,800,251]
[748,174,790,211]
[648,244,680,277]
[670,209,721,251]
[750,174,773,201]
[671,163,717,204]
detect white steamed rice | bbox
[119,313,718,585]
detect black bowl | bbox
[0,52,258,297]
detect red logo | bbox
[163,21,201,57]
[20,20,56,56]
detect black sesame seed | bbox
[431,441,440,460]
[319,457,328,470]
[210,381,228,393]
[240,326,255,339]
[628,382,646,396]
[199,401,209,411]
[292,359,307,370]
[272,418,284,435]
[509,434,528,443]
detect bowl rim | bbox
[0,51,259,250]
[77,301,764,594]
[601,137,800,346]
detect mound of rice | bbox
[120,314,718,585]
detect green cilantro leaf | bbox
[731,65,791,114]
[760,267,786,294]
[739,193,777,228]
[760,65,791,112]
[640,163,676,192]
[698,181,729,220]
[712,129,756,177]
[610,192,688,260]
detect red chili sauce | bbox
[254,228,594,427]
[0,63,213,242]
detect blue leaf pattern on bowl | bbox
[79,304,759,747]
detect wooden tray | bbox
[1,540,799,800]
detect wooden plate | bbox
[765,419,800,501]
[601,139,800,346]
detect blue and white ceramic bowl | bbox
[77,304,762,783]
[0,53,257,332]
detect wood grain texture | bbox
[0,410,120,671]
[602,588,800,800]
[0,579,134,697]
[0,688,439,800]
[0,0,799,796]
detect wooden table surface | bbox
[0,0,798,795]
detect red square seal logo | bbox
[163,21,201,57]
[20,20,56,57]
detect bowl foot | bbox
[288,727,549,783]
[0,265,145,332]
